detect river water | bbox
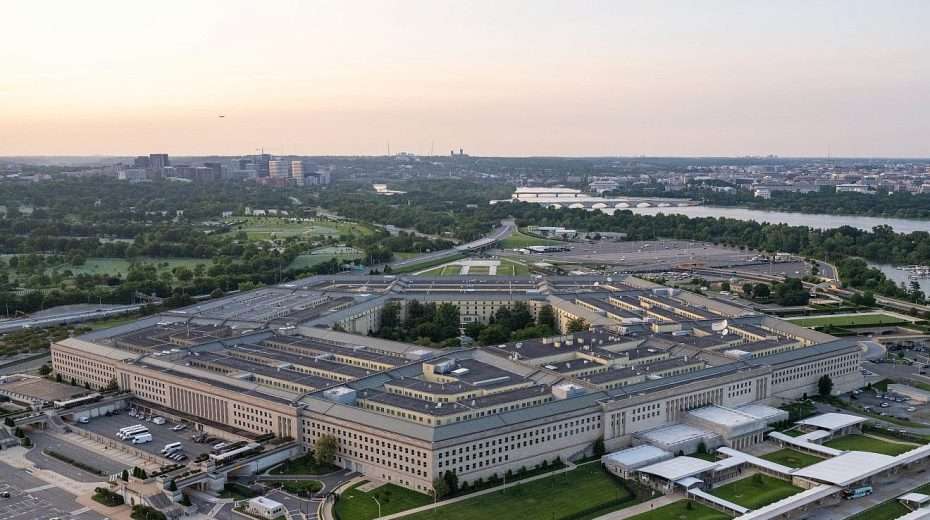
[600,206,930,234]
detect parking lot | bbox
[852,388,921,421]
[501,239,760,271]
[77,411,218,462]
[27,431,127,482]
[0,461,106,520]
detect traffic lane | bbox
[27,431,125,481]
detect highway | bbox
[387,219,516,271]
[0,304,143,334]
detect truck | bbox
[844,486,873,499]
[132,433,153,444]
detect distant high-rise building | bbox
[203,162,223,180]
[149,153,170,170]
[268,159,286,178]
[290,160,304,179]
[254,154,271,177]
[133,156,150,168]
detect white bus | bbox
[119,426,149,440]
[116,424,144,438]
[161,442,182,454]
[124,428,150,441]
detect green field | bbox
[51,257,212,277]
[402,464,637,520]
[499,258,530,276]
[334,482,432,520]
[228,217,375,241]
[847,498,910,520]
[289,253,362,270]
[788,313,908,328]
[624,500,729,520]
[824,434,915,456]
[499,230,564,249]
[709,474,801,509]
[760,449,824,468]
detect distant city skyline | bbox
[2,0,929,157]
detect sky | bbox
[2,0,929,157]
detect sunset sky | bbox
[2,0,929,157]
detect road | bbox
[381,219,516,272]
[0,304,142,334]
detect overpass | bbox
[493,196,699,209]
[387,219,516,271]
[0,304,143,334]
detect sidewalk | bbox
[0,445,103,496]
[591,495,679,520]
[48,430,160,471]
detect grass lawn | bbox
[625,501,730,520]
[499,258,530,276]
[499,230,564,249]
[268,454,339,475]
[824,434,915,456]
[467,265,490,275]
[709,474,801,509]
[54,257,211,278]
[788,313,907,328]
[85,314,144,331]
[289,253,361,270]
[847,499,910,520]
[334,482,432,520]
[228,217,375,241]
[402,464,637,520]
[760,449,824,468]
[265,480,323,495]
[394,253,467,274]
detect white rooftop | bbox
[736,404,790,422]
[638,424,718,446]
[899,493,930,505]
[638,456,718,481]
[895,509,930,520]
[602,445,672,468]
[688,405,763,428]
[797,412,867,431]
[792,451,895,486]
[249,496,284,509]
[735,484,840,520]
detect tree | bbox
[167,480,177,492]
[818,375,833,397]
[104,378,119,392]
[566,317,589,333]
[315,434,338,465]
[21,437,31,448]
[4,417,14,427]
[432,477,450,499]
[593,437,605,458]
[752,283,770,299]
[537,305,557,330]
[55,373,62,383]
[122,469,129,482]
[477,324,509,345]
[741,283,754,296]
[38,364,52,376]
[442,470,459,495]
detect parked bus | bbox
[161,442,182,454]
[118,425,148,440]
[844,486,873,499]
[116,424,144,438]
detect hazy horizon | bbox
[3,0,929,157]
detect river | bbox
[599,206,930,234]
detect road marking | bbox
[23,484,55,492]
[70,506,91,515]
